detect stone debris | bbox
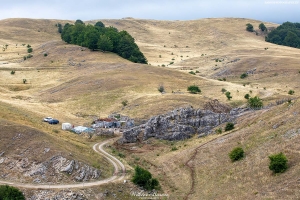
[283,129,300,139]
[1,155,101,183]
[28,190,85,200]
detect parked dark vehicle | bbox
[48,119,59,124]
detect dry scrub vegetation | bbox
[0,17,299,199]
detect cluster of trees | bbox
[246,23,267,32]
[60,20,147,64]
[266,22,300,48]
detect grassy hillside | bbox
[0,17,299,199]
[115,99,300,199]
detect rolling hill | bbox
[0,17,299,199]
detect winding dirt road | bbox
[0,138,126,189]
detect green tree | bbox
[269,152,288,173]
[229,147,244,162]
[132,166,159,190]
[0,185,25,200]
[259,23,267,32]
[225,122,234,131]
[248,96,263,109]
[57,23,62,33]
[75,19,84,25]
[246,23,254,32]
[187,85,201,94]
[98,35,113,52]
[95,21,105,28]
[244,93,250,99]
[240,73,248,79]
[27,47,33,53]
[288,90,295,95]
[71,23,86,45]
[61,23,72,43]
[225,91,232,100]
[84,28,99,50]
[283,31,300,48]
[105,26,120,52]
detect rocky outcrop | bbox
[22,155,101,183]
[121,106,249,143]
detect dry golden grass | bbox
[0,17,300,199]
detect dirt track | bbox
[0,138,126,189]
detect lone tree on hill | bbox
[187,85,201,94]
[269,152,288,173]
[248,96,263,109]
[246,23,254,32]
[229,147,244,162]
[259,23,267,32]
[225,91,232,100]
[132,166,160,190]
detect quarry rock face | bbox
[121,106,248,143]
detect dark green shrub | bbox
[118,152,125,158]
[244,94,250,99]
[23,79,27,84]
[246,23,254,32]
[225,122,234,131]
[11,70,15,75]
[158,85,165,93]
[189,71,196,75]
[27,47,33,53]
[229,147,244,162]
[269,152,288,173]
[288,90,295,95]
[225,91,232,100]
[132,166,160,190]
[171,147,178,151]
[121,100,128,106]
[259,23,267,32]
[221,88,227,93]
[240,73,248,79]
[27,54,33,59]
[187,85,201,94]
[44,53,48,57]
[215,128,222,134]
[248,96,263,109]
[0,185,25,200]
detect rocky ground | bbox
[120,101,250,143]
[0,152,101,184]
